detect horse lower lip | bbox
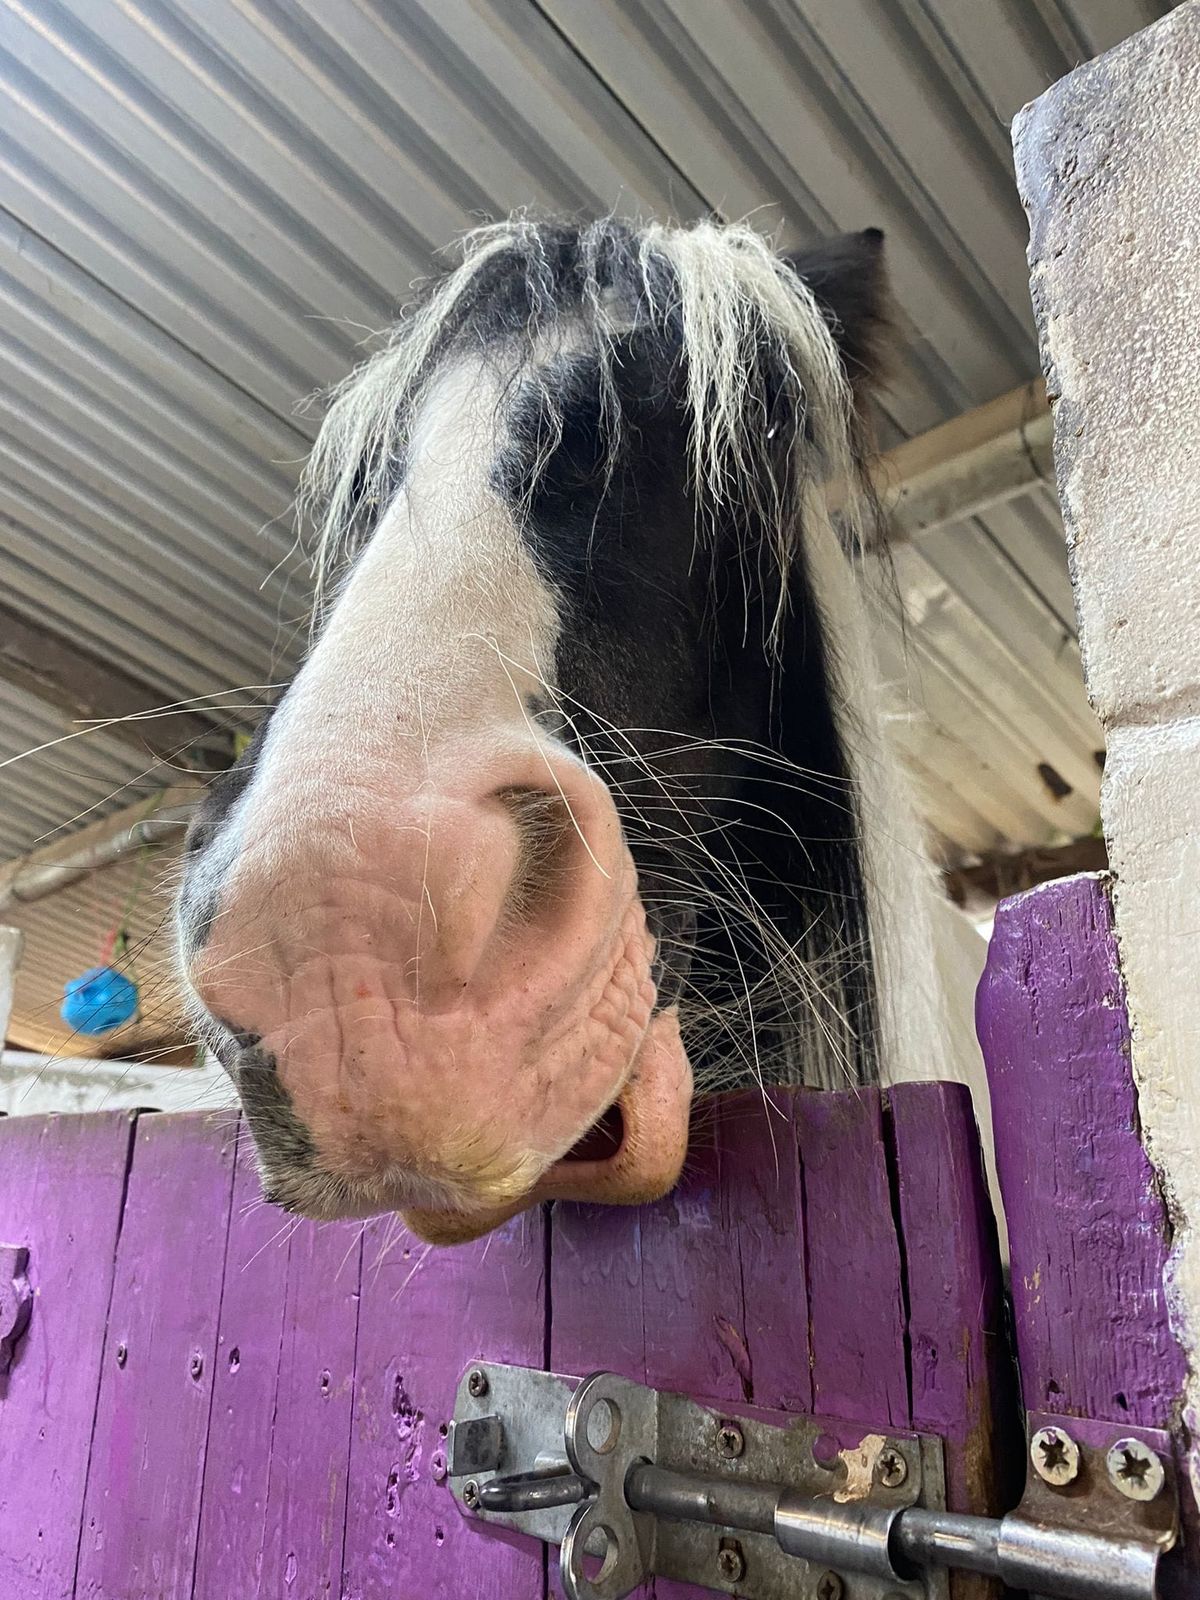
[563,1102,625,1162]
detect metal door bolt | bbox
[1105,1439,1164,1502]
[1030,1425,1080,1486]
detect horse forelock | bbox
[299,216,872,629]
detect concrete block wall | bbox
[1014,0,1200,1493]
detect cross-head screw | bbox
[716,1541,746,1583]
[467,1368,489,1398]
[875,1445,908,1488]
[1030,1425,1081,1486]
[1106,1437,1165,1501]
[716,1421,745,1459]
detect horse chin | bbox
[401,1005,694,1244]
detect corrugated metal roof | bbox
[1,0,1172,1046]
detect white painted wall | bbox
[0,1048,236,1118]
[0,925,20,1046]
[1015,0,1200,1499]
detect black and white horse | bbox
[176,218,953,1243]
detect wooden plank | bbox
[0,599,229,762]
[341,1210,547,1600]
[551,1108,751,1600]
[0,1111,136,1598]
[795,1088,909,1430]
[717,1090,812,1415]
[887,1081,1020,1524]
[194,1129,361,1599]
[976,874,1187,1426]
[75,1112,237,1600]
[257,1211,361,1596]
[191,1131,292,1599]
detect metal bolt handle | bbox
[479,1466,590,1514]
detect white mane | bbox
[299,216,866,628]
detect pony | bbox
[175,217,955,1244]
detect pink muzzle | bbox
[189,732,692,1241]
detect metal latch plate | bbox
[448,1362,948,1600]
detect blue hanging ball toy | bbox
[61,965,139,1035]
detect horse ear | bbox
[782,228,892,395]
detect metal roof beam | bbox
[0,783,197,915]
[879,378,1054,539]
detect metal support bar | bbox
[0,790,196,914]
[877,379,1053,540]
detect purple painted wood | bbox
[639,1117,746,1403]
[75,1113,237,1600]
[551,1112,748,1600]
[261,1211,361,1595]
[341,1209,547,1600]
[717,1090,813,1415]
[193,1131,362,1600]
[795,1090,908,1430]
[0,1112,136,1598]
[1,1080,1011,1597]
[977,874,1188,1426]
[192,1132,293,1598]
[888,1082,1020,1523]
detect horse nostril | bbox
[563,1102,624,1163]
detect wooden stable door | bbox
[0,877,1191,1599]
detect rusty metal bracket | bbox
[0,1244,31,1376]
[1015,1411,1179,1593]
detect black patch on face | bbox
[183,711,276,861]
[233,1039,318,1176]
[493,331,876,1087]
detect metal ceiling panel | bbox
[0,0,1167,1032]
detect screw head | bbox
[716,1421,745,1459]
[815,1572,844,1600]
[189,1353,204,1381]
[875,1445,908,1488]
[463,1479,480,1511]
[1106,1437,1165,1501]
[1030,1425,1081,1486]
[115,1341,127,1368]
[467,1368,489,1399]
[716,1542,746,1583]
